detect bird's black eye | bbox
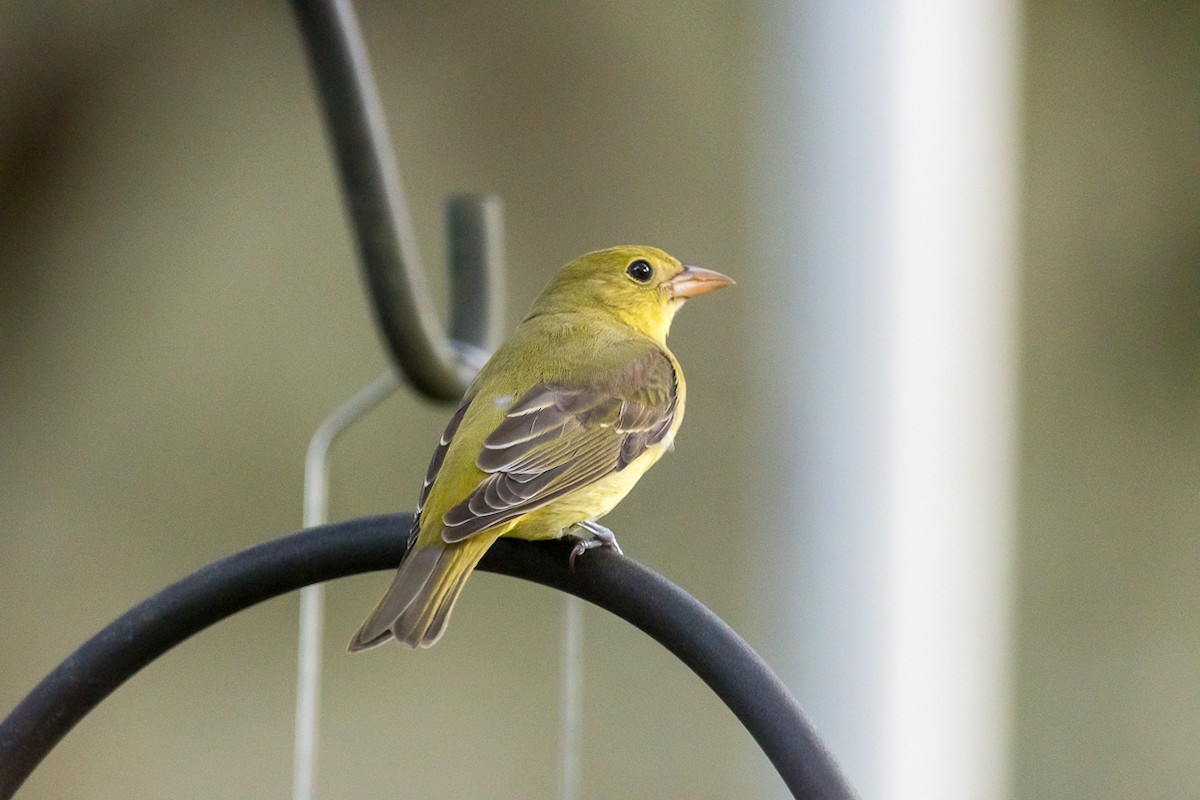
[626,259,654,283]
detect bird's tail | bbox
[348,533,500,651]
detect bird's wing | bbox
[410,398,472,544]
[440,347,677,542]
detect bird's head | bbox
[529,245,734,344]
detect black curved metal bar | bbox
[291,0,501,401]
[0,515,858,800]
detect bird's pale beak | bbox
[665,265,736,299]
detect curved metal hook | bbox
[289,3,502,796]
[291,0,503,401]
[0,516,859,800]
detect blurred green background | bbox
[1,3,1196,799]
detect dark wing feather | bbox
[441,348,676,542]
[409,398,471,546]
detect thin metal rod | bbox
[0,516,859,800]
[292,591,323,800]
[290,0,502,401]
[560,595,583,800]
[293,369,402,800]
[304,372,403,530]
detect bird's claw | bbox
[568,520,623,571]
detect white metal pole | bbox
[749,2,1018,797]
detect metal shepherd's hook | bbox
[289,2,502,799]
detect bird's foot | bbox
[568,520,623,570]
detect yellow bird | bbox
[349,245,734,650]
